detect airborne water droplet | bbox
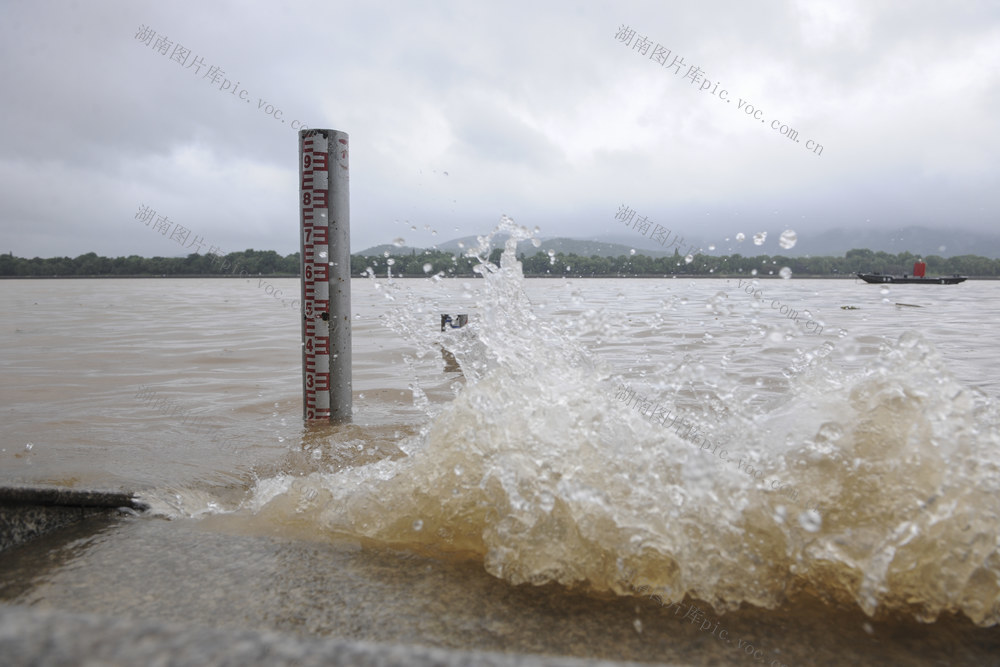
[735,232,746,242]
[393,237,406,247]
[779,229,798,249]
[684,254,694,264]
[412,519,424,531]
[422,263,433,273]
[753,231,767,246]
[779,266,792,279]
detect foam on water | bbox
[240,217,1000,626]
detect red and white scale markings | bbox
[300,132,346,420]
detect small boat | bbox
[857,261,967,285]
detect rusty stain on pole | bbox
[299,129,351,422]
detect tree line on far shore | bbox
[2,248,999,278]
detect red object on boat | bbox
[913,261,926,277]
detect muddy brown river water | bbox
[2,263,1000,665]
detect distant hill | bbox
[359,226,1000,260]
[596,226,1000,259]
[358,236,681,259]
[588,233,711,256]
[789,226,1000,258]
[353,243,428,257]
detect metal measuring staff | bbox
[299,129,351,422]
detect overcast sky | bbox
[1,0,997,259]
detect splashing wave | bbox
[244,216,1000,626]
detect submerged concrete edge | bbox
[0,604,663,667]
[0,485,148,552]
[0,485,149,510]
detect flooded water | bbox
[3,220,1000,663]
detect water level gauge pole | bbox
[299,129,351,422]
